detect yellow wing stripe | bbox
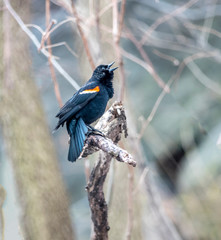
[80,86,100,94]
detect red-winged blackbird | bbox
[54,62,118,162]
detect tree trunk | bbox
[0,1,74,239]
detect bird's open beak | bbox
[108,61,118,72]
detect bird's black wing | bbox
[54,82,100,130]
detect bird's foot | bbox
[87,125,105,137]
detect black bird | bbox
[54,62,118,162]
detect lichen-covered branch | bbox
[81,101,135,166]
[82,135,136,167]
[81,102,136,240]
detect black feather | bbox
[67,118,88,162]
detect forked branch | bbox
[81,102,136,240]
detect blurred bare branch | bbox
[50,0,72,13]
[187,61,221,96]
[26,23,77,59]
[3,0,80,90]
[125,166,134,240]
[112,0,126,101]
[48,18,74,35]
[38,18,56,52]
[45,0,63,107]
[45,42,78,57]
[26,23,44,34]
[184,21,221,39]
[153,49,180,66]
[71,1,95,69]
[125,27,170,92]
[138,50,220,139]
[138,80,172,139]
[94,0,102,62]
[0,185,6,240]
[140,0,199,45]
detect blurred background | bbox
[1,0,221,239]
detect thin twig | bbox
[38,18,56,52]
[0,185,6,240]
[125,165,134,240]
[146,173,183,240]
[3,0,80,90]
[26,23,44,34]
[119,0,126,37]
[50,0,72,13]
[26,22,78,57]
[71,1,95,69]
[184,21,221,39]
[125,27,170,92]
[138,80,172,139]
[44,42,78,57]
[140,0,199,45]
[133,167,149,195]
[120,47,160,77]
[99,1,120,18]
[48,18,75,37]
[138,51,219,139]
[26,24,75,59]
[45,0,63,107]
[199,0,217,45]
[187,61,221,95]
[112,0,126,101]
[153,49,180,66]
[3,6,12,88]
[94,0,103,62]
[75,0,121,31]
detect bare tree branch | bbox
[125,166,134,240]
[140,0,199,45]
[82,134,136,167]
[0,185,6,240]
[153,49,180,66]
[184,21,221,39]
[38,18,56,52]
[80,102,136,240]
[124,27,170,92]
[3,0,80,90]
[112,0,126,101]
[71,1,96,69]
[44,42,78,57]
[45,0,63,108]
[138,50,220,139]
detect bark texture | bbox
[0,2,74,240]
[82,102,136,240]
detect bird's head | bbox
[92,61,118,81]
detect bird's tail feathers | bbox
[68,118,88,162]
[53,110,75,133]
[52,124,60,134]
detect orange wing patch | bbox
[80,86,100,94]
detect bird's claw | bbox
[87,125,106,137]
